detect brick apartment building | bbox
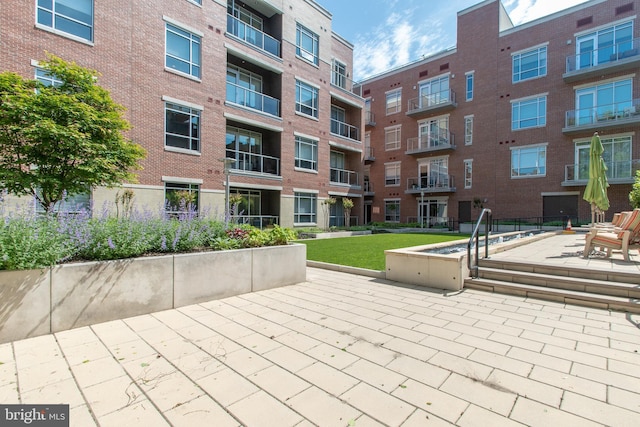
[359,0,640,227]
[0,0,364,229]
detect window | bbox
[295,135,318,171]
[575,135,632,180]
[418,75,450,108]
[511,144,546,178]
[418,117,450,148]
[576,21,633,69]
[294,192,317,224]
[385,200,400,222]
[296,24,319,65]
[384,125,401,151]
[295,80,319,118]
[165,23,201,78]
[225,126,266,173]
[165,102,200,152]
[465,72,474,101]
[35,68,63,87]
[512,45,547,83]
[575,79,632,125]
[385,162,401,186]
[386,89,401,115]
[464,159,473,189]
[228,2,263,31]
[512,95,546,130]
[36,0,93,42]
[419,157,450,189]
[332,60,347,89]
[35,189,90,213]
[165,182,199,214]
[464,115,473,145]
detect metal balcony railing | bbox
[406,132,455,153]
[228,150,280,176]
[330,167,359,186]
[227,14,281,57]
[566,36,640,73]
[363,181,373,193]
[330,118,360,141]
[364,146,374,160]
[407,175,455,192]
[365,110,375,126]
[407,89,456,114]
[564,159,640,183]
[226,82,280,117]
[565,98,640,128]
[331,72,362,96]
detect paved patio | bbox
[1,254,640,426]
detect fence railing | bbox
[227,14,280,57]
[566,36,640,73]
[565,98,640,128]
[228,151,280,176]
[330,168,359,186]
[226,82,280,117]
[564,158,640,182]
[406,132,455,152]
[330,118,360,141]
[407,89,456,113]
[407,175,455,191]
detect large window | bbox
[385,162,401,186]
[419,117,450,148]
[165,102,200,152]
[384,126,401,151]
[296,24,319,65]
[295,135,318,171]
[35,189,90,214]
[225,126,265,173]
[464,159,473,189]
[512,95,546,130]
[511,144,546,178]
[36,0,93,42]
[385,200,400,222]
[332,60,347,89]
[576,21,633,69]
[575,78,632,125]
[35,68,63,87]
[575,135,632,180]
[165,182,199,214]
[165,22,201,78]
[512,45,547,83]
[295,80,319,118]
[386,89,401,115]
[464,115,473,146]
[465,72,474,101]
[419,75,450,107]
[294,192,317,224]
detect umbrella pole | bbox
[591,203,595,226]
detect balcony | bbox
[406,175,456,193]
[363,181,374,196]
[562,159,640,186]
[226,82,280,117]
[564,37,640,83]
[227,14,281,58]
[364,146,375,163]
[406,132,456,155]
[331,72,362,97]
[365,111,376,126]
[330,167,359,187]
[563,99,640,135]
[330,118,360,141]
[228,150,280,176]
[406,90,456,118]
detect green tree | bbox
[0,54,146,212]
[630,170,640,209]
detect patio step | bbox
[464,260,640,313]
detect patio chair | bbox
[591,211,627,231]
[583,209,640,261]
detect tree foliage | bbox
[0,54,146,212]
[630,170,640,209]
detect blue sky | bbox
[315,0,591,80]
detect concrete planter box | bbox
[298,230,371,239]
[0,244,306,344]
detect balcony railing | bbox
[407,175,455,192]
[227,14,281,57]
[231,215,279,229]
[228,150,280,176]
[364,146,374,161]
[564,98,640,130]
[226,82,280,117]
[406,132,455,154]
[365,110,376,126]
[330,167,359,186]
[330,118,360,141]
[564,159,640,184]
[331,72,361,96]
[566,37,640,73]
[407,89,456,116]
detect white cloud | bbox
[507,0,590,25]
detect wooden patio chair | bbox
[583,209,640,261]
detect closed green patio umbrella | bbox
[583,132,609,225]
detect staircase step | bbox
[477,267,640,299]
[464,278,640,313]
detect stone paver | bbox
[1,264,640,426]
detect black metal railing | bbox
[467,208,492,278]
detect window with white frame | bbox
[464,159,473,189]
[386,89,401,115]
[384,125,401,151]
[576,21,633,69]
[512,45,547,83]
[295,80,319,118]
[165,22,201,78]
[165,182,200,214]
[385,200,400,222]
[36,0,93,42]
[419,75,450,107]
[332,59,347,89]
[35,68,63,87]
[575,78,632,125]
[512,95,546,130]
[511,144,547,178]
[464,115,473,145]
[575,135,632,180]
[385,162,401,186]
[465,72,474,101]
[165,102,201,152]
[228,2,263,30]
[294,192,317,224]
[296,23,319,65]
[295,135,318,171]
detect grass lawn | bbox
[297,233,468,271]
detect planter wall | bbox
[0,244,306,344]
